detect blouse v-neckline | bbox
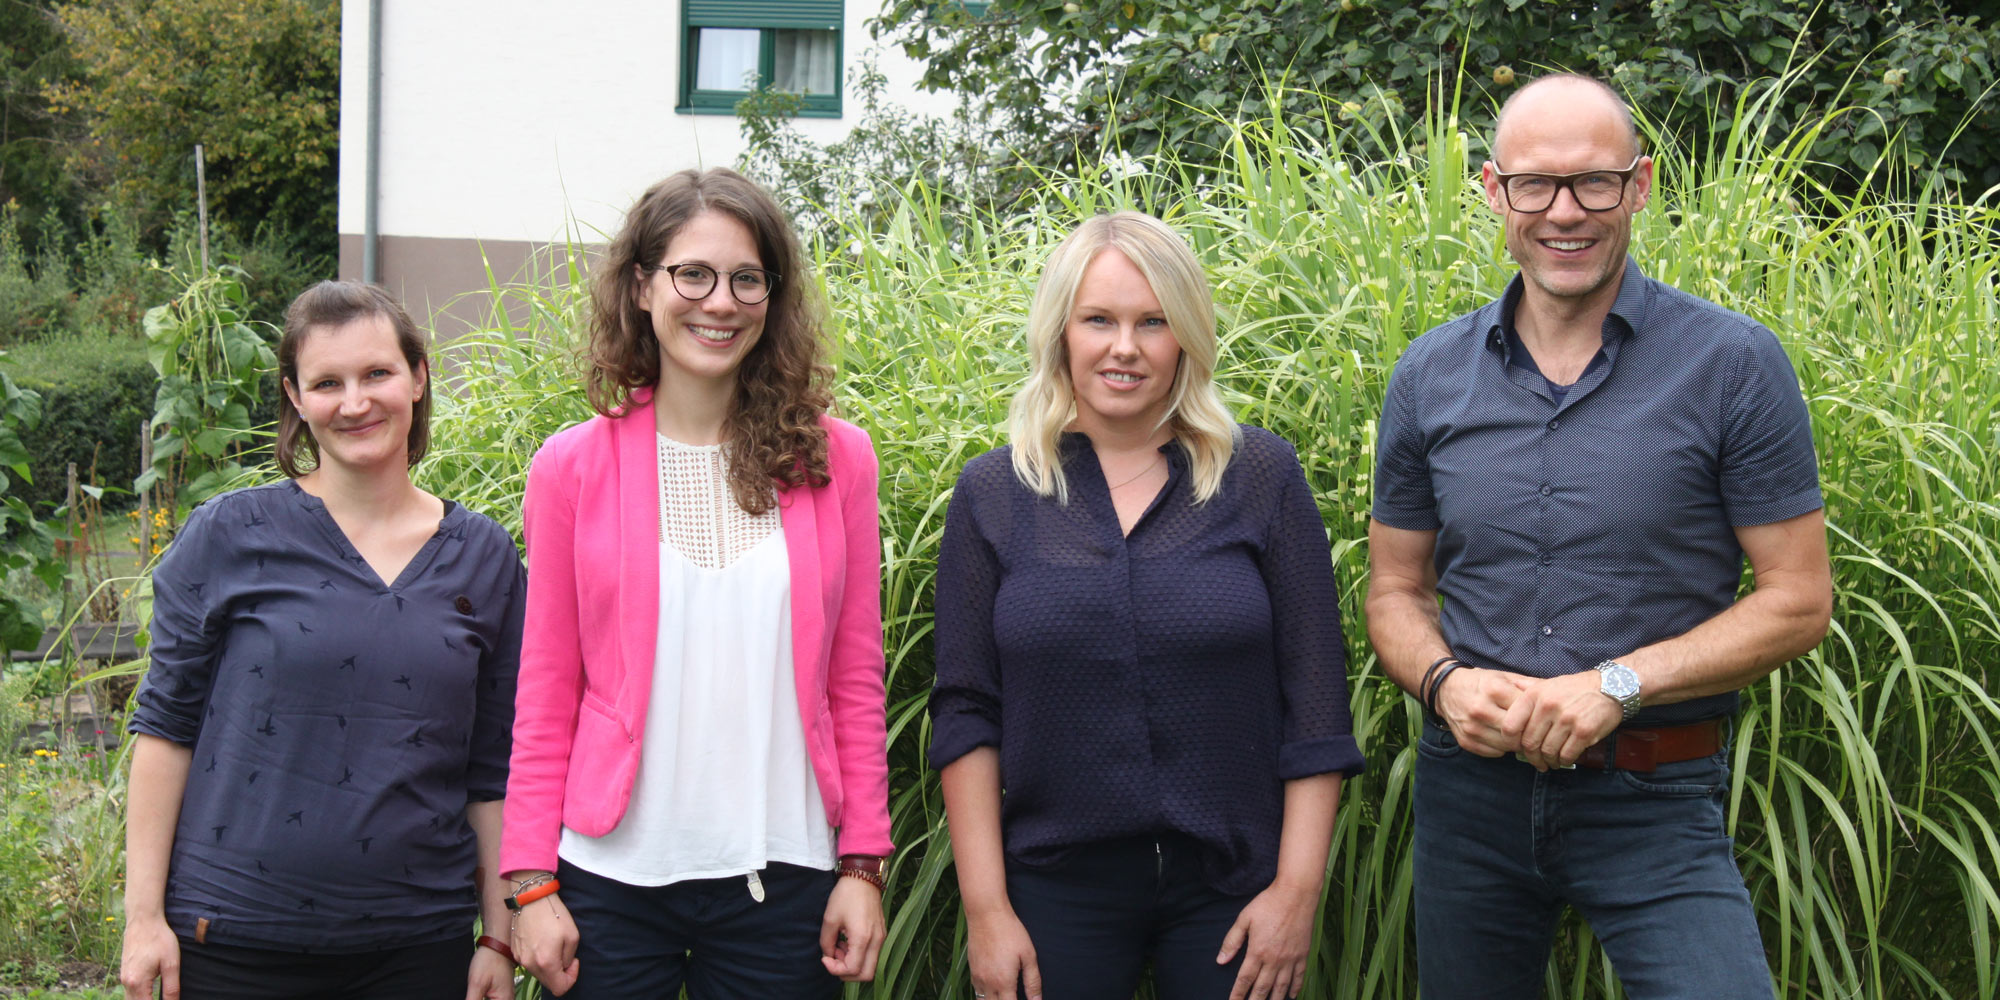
[288,479,454,591]
[1066,433,1182,539]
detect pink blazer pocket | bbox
[562,692,637,836]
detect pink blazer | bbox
[498,390,893,875]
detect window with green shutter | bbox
[679,0,843,118]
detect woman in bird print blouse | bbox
[122,282,525,999]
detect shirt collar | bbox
[1483,256,1650,357]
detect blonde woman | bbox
[930,212,1366,1000]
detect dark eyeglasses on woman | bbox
[641,263,780,305]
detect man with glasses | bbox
[1365,74,1831,997]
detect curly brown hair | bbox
[586,168,832,515]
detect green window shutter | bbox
[685,0,841,29]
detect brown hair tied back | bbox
[276,281,432,479]
[586,167,832,515]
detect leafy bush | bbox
[45,0,340,259]
[3,330,152,512]
[874,0,2000,199]
[0,206,82,346]
[0,675,124,974]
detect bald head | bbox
[1492,74,1641,164]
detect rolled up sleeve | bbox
[1259,440,1366,780]
[927,471,1005,770]
[130,503,226,746]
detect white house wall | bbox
[336,0,953,329]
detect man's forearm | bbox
[1623,511,1832,706]
[1364,586,1455,698]
[1624,580,1831,705]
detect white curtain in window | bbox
[771,29,838,95]
[696,27,761,90]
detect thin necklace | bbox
[1107,455,1163,490]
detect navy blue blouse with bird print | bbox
[129,480,523,952]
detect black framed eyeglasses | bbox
[641,263,780,305]
[1491,155,1644,213]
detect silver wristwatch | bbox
[1594,660,1642,720]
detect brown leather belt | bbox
[1573,719,1724,772]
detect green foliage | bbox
[138,265,276,506]
[0,0,85,239]
[0,365,67,656]
[737,57,998,243]
[873,0,2000,198]
[0,676,124,974]
[0,200,321,350]
[3,329,153,513]
[0,203,78,344]
[45,0,340,258]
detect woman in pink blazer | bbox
[500,168,893,998]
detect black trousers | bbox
[1006,834,1256,1000]
[173,933,469,1000]
[556,857,842,999]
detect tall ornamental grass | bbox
[415,91,1999,998]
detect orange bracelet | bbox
[504,877,561,912]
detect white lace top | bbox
[556,435,834,886]
[654,432,781,568]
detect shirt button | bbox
[1542,625,1554,636]
[1547,419,1559,430]
[1540,484,1553,496]
[1540,553,1553,566]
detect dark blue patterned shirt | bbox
[929,427,1366,896]
[1373,258,1822,725]
[130,481,524,952]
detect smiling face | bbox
[1064,247,1182,437]
[282,312,427,474]
[1483,78,1652,311]
[636,209,769,392]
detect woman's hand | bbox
[119,915,180,1000]
[511,891,581,996]
[464,941,515,1000]
[819,875,886,981]
[1217,879,1319,1000]
[966,907,1042,1000]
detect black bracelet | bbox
[1418,655,1457,707]
[1426,661,1470,719]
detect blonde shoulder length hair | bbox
[1007,211,1240,504]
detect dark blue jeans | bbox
[1412,721,1773,999]
[1006,834,1255,1000]
[172,933,468,999]
[556,857,841,1000]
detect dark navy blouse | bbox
[1373,258,1822,725]
[929,427,1366,896]
[129,481,524,952]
